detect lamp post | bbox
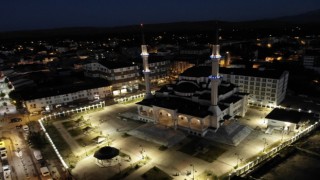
[139,145,145,159]
[116,158,121,173]
[106,134,110,146]
[234,153,240,168]
[262,138,268,152]
[82,143,88,156]
[190,164,195,180]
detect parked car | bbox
[10,118,22,123]
[0,146,7,154]
[40,166,50,177]
[30,111,40,116]
[23,125,29,131]
[16,124,23,129]
[1,151,7,160]
[0,141,5,147]
[33,150,43,160]
[3,164,11,179]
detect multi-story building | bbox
[146,56,171,84]
[219,67,289,108]
[82,60,140,96]
[24,85,111,113]
[8,70,112,113]
[303,50,320,73]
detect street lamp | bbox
[106,134,110,146]
[190,164,195,180]
[83,143,88,156]
[139,145,145,159]
[234,153,242,168]
[262,138,268,152]
[116,158,121,173]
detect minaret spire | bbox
[140,24,152,99]
[208,23,222,127]
[141,23,146,45]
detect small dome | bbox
[175,82,199,93]
[94,146,119,160]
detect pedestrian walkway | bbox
[128,123,186,148]
[52,120,84,157]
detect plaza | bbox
[39,101,313,180]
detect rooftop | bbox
[180,66,286,79]
[10,71,110,100]
[137,97,213,118]
[265,108,315,124]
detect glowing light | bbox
[38,119,69,169]
[208,75,221,80]
[210,55,222,59]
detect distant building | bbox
[180,45,210,55]
[131,55,171,85]
[303,50,320,73]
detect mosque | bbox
[135,30,252,145]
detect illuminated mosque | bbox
[135,29,252,146]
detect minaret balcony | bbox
[140,52,149,56]
[208,75,221,80]
[143,70,151,74]
[210,54,221,59]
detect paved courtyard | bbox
[50,102,298,180]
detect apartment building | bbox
[24,85,111,113]
[219,67,289,108]
[303,50,320,73]
[82,60,140,96]
[131,55,171,85]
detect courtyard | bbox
[41,102,310,180]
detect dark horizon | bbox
[1,0,320,32]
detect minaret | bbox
[208,28,222,126]
[140,24,152,99]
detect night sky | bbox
[1,0,320,32]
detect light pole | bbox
[262,138,268,152]
[234,153,241,168]
[83,143,88,156]
[281,131,284,142]
[190,164,195,180]
[106,134,110,146]
[139,145,145,159]
[116,158,121,173]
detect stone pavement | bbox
[63,104,295,180]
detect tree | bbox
[0,92,5,99]
[28,131,47,149]
[7,84,13,89]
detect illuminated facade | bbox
[136,37,249,136]
[219,68,289,108]
[83,61,140,96]
[24,86,112,113]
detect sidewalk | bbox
[52,121,84,157]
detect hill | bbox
[1,9,320,40]
[273,9,320,23]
